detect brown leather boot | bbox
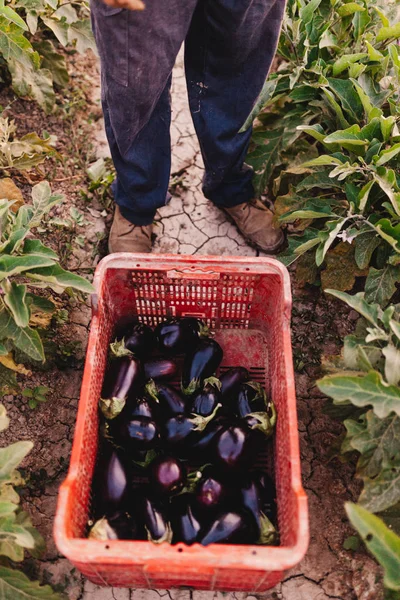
[224,198,285,254]
[108,206,152,253]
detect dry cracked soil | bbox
[0,49,385,599]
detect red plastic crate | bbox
[54,253,308,592]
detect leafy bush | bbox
[0,179,93,390]
[0,116,56,170]
[246,0,400,302]
[0,0,96,111]
[0,404,65,598]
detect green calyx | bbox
[147,522,173,544]
[145,379,160,403]
[132,449,158,469]
[109,338,133,358]
[247,405,277,437]
[182,378,201,396]
[257,512,277,545]
[190,403,221,432]
[88,518,118,541]
[203,376,222,391]
[198,321,211,338]
[245,381,268,406]
[99,396,126,420]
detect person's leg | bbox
[185,0,286,209]
[91,0,198,228]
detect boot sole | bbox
[222,208,286,255]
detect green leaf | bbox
[301,155,343,167]
[325,290,380,326]
[67,19,97,54]
[0,309,44,362]
[25,294,55,314]
[0,6,28,30]
[3,282,30,328]
[373,6,390,27]
[8,58,55,114]
[0,404,9,432]
[277,230,320,267]
[0,566,66,599]
[26,264,94,294]
[383,345,400,386]
[321,87,350,129]
[32,39,69,87]
[346,503,400,590]
[0,254,55,280]
[373,173,400,217]
[318,370,400,419]
[357,180,375,213]
[240,79,278,132]
[354,232,381,270]
[315,218,347,266]
[296,170,343,192]
[41,16,68,46]
[365,41,384,62]
[375,219,400,253]
[376,144,400,167]
[365,266,400,306]
[343,535,360,551]
[31,181,63,221]
[327,78,364,122]
[246,128,284,195]
[299,0,322,23]
[53,3,78,23]
[337,3,365,17]
[23,239,58,260]
[332,53,367,77]
[377,24,400,43]
[0,441,33,481]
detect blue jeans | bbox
[91,0,286,225]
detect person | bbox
[90,0,286,254]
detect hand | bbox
[102,0,145,9]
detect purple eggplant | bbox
[155,317,209,355]
[190,415,230,456]
[236,382,267,417]
[146,380,187,417]
[239,478,277,544]
[93,449,128,518]
[195,467,227,515]
[113,415,159,452]
[191,379,221,417]
[213,424,261,472]
[110,322,155,359]
[200,512,255,546]
[163,404,221,451]
[254,472,277,523]
[99,357,142,420]
[144,358,177,381]
[134,495,172,543]
[219,367,249,401]
[149,455,186,496]
[170,494,201,545]
[182,339,223,395]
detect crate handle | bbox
[167,268,220,280]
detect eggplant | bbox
[191,379,221,417]
[170,494,201,545]
[182,339,223,395]
[113,415,159,452]
[89,511,142,541]
[213,424,261,471]
[155,317,209,355]
[99,357,142,420]
[195,468,227,514]
[163,404,221,451]
[239,478,277,544]
[219,367,249,401]
[144,358,177,381]
[149,455,186,496]
[134,495,172,543]
[93,449,128,518]
[200,512,255,546]
[146,380,187,417]
[110,322,155,359]
[254,472,277,523]
[190,415,230,456]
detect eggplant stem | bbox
[198,321,211,338]
[132,449,158,468]
[190,403,221,432]
[89,518,117,541]
[245,381,268,406]
[109,338,133,358]
[203,376,222,391]
[145,379,160,403]
[99,396,126,420]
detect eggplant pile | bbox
[90,317,278,546]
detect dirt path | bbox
[1,50,384,599]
